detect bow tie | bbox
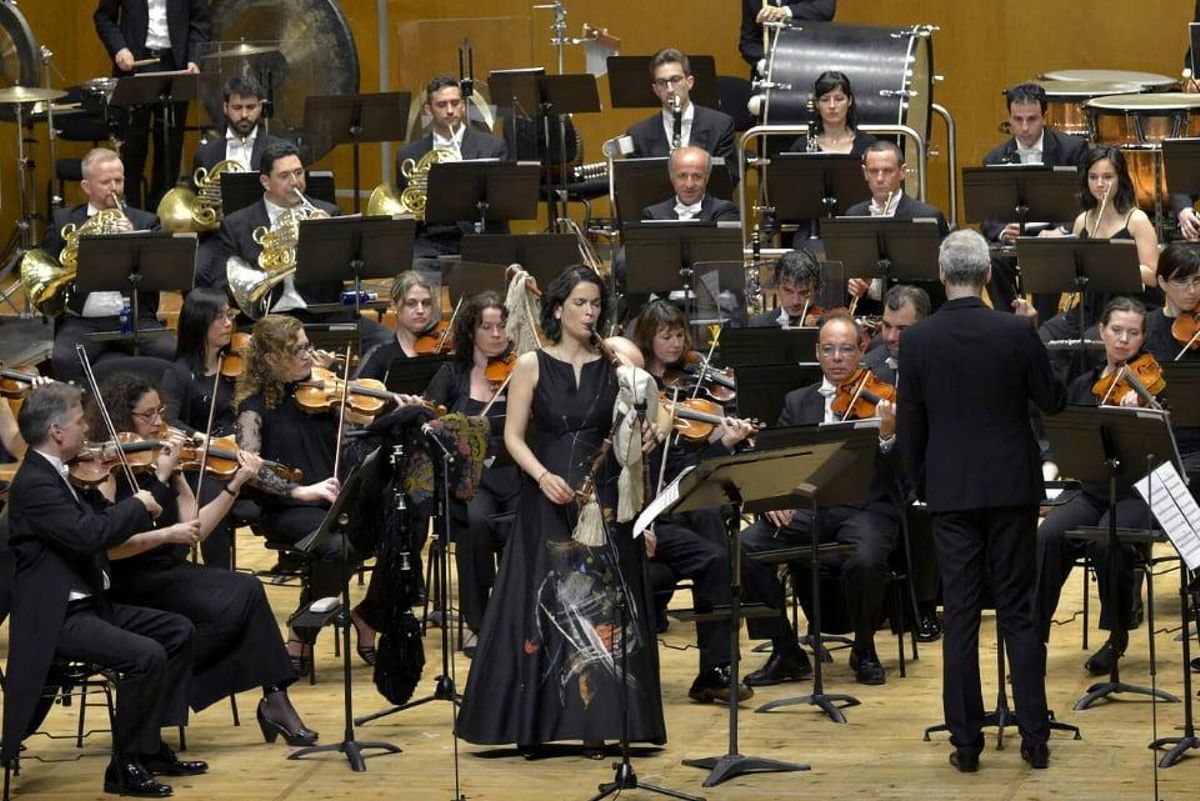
[674,201,703,217]
[817,384,837,398]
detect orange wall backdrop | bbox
[1,0,1195,240]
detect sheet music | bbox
[1133,461,1200,571]
[633,465,694,537]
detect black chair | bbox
[90,355,174,386]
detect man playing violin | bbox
[47,147,177,384]
[748,249,824,328]
[740,314,901,687]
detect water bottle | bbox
[119,297,133,337]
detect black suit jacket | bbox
[94,0,210,71]
[739,0,836,65]
[980,127,1087,241]
[863,346,897,384]
[215,196,342,306]
[897,296,1065,512]
[0,451,171,762]
[641,194,739,222]
[626,104,739,184]
[42,202,162,318]
[394,128,509,239]
[191,127,289,178]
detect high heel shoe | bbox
[286,637,312,677]
[257,698,319,747]
[350,610,377,667]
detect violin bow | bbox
[331,344,353,482]
[75,344,140,492]
[190,352,225,562]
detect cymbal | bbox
[202,42,280,60]
[0,85,67,105]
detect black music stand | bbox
[1016,238,1144,375]
[612,158,735,223]
[606,55,719,110]
[719,327,821,366]
[381,356,451,396]
[1041,406,1182,711]
[74,232,194,354]
[110,71,201,205]
[770,153,870,220]
[291,449,403,771]
[822,217,941,287]
[294,216,416,320]
[727,364,823,426]
[622,222,742,297]
[445,260,508,307]
[1161,363,1200,419]
[460,233,580,289]
[221,171,336,216]
[961,165,1079,234]
[425,161,541,234]
[1164,138,1200,201]
[302,92,411,212]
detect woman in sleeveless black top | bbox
[457,268,666,753]
[356,270,439,383]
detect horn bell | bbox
[20,248,72,317]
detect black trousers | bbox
[1036,491,1149,642]
[652,510,734,670]
[54,599,194,756]
[119,51,186,210]
[934,505,1049,749]
[454,469,520,633]
[53,315,177,383]
[741,505,897,650]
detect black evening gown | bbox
[456,350,666,747]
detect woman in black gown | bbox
[89,372,317,747]
[457,267,666,754]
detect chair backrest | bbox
[90,355,174,388]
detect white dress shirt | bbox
[661,101,695,149]
[432,124,465,157]
[816,378,838,424]
[225,128,258,169]
[1016,131,1045,164]
[264,197,307,312]
[145,0,172,50]
[79,203,129,318]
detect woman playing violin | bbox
[356,270,440,381]
[1036,297,1159,678]
[1146,241,1200,362]
[405,291,521,654]
[86,371,318,748]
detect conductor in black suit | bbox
[44,148,177,384]
[93,0,211,209]
[394,75,509,264]
[641,146,739,222]
[626,48,738,184]
[981,83,1087,312]
[0,383,198,798]
[214,141,393,349]
[897,229,1065,772]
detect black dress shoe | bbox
[688,664,754,704]
[1020,740,1050,769]
[743,649,812,687]
[949,748,979,773]
[142,744,207,777]
[104,758,173,797]
[1084,639,1125,676]
[849,649,887,686]
[916,611,943,643]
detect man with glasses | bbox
[625,48,738,184]
[739,314,901,687]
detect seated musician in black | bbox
[787,71,876,157]
[46,147,176,384]
[642,146,739,222]
[410,291,522,653]
[748,248,823,328]
[980,83,1087,313]
[0,383,195,798]
[355,270,440,383]
[844,140,949,314]
[1146,242,1200,469]
[626,48,737,184]
[1036,297,1159,676]
[741,314,900,686]
[395,75,508,267]
[89,371,318,747]
[632,300,757,702]
[213,140,392,350]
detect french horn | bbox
[158,158,245,233]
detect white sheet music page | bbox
[1133,461,1200,571]
[633,465,694,538]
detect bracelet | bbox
[535,470,549,486]
[223,486,239,498]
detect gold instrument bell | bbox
[20,204,128,315]
[366,146,460,220]
[158,159,245,233]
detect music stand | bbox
[460,233,580,289]
[1017,238,1144,375]
[424,161,541,233]
[606,55,719,110]
[770,154,870,220]
[691,260,749,330]
[291,448,402,771]
[1161,363,1200,424]
[110,71,201,204]
[295,216,416,320]
[612,158,735,223]
[220,171,336,216]
[729,364,823,425]
[622,223,742,296]
[381,355,451,396]
[961,165,1080,233]
[1041,406,1182,711]
[74,232,194,355]
[1164,138,1200,201]
[302,93,412,212]
[821,218,942,304]
[719,327,821,366]
[445,260,508,307]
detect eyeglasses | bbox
[131,405,165,421]
[652,75,686,89]
[1168,275,1200,291]
[287,342,312,356]
[818,345,860,357]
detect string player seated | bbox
[740,314,901,686]
[355,270,443,383]
[748,248,824,328]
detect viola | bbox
[1091,353,1165,408]
[220,332,252,379]
[178,434,303,482]
[1171,311,1200,356]
[662,352,738,405]
[831,366,897,421]
[0,365,42,398]
[68,433,163,486]
[413,320,454,356]
[658,393,762,442]
[296,367,446,424]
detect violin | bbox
[179,435,302,481]
[413,320,454,356]
[831,366,897,421]
[483,349,518,391]
[1171,311,1200,357]
[661,352,738,404]
[220,332,252,379]
[68,433,163,486]
[296,367,446,424]
[658,393,762,442]
[0,365,43,398]
[1091,353,1165,408]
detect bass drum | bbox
[763,22,934,174]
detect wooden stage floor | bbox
[3,530,1198,801]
